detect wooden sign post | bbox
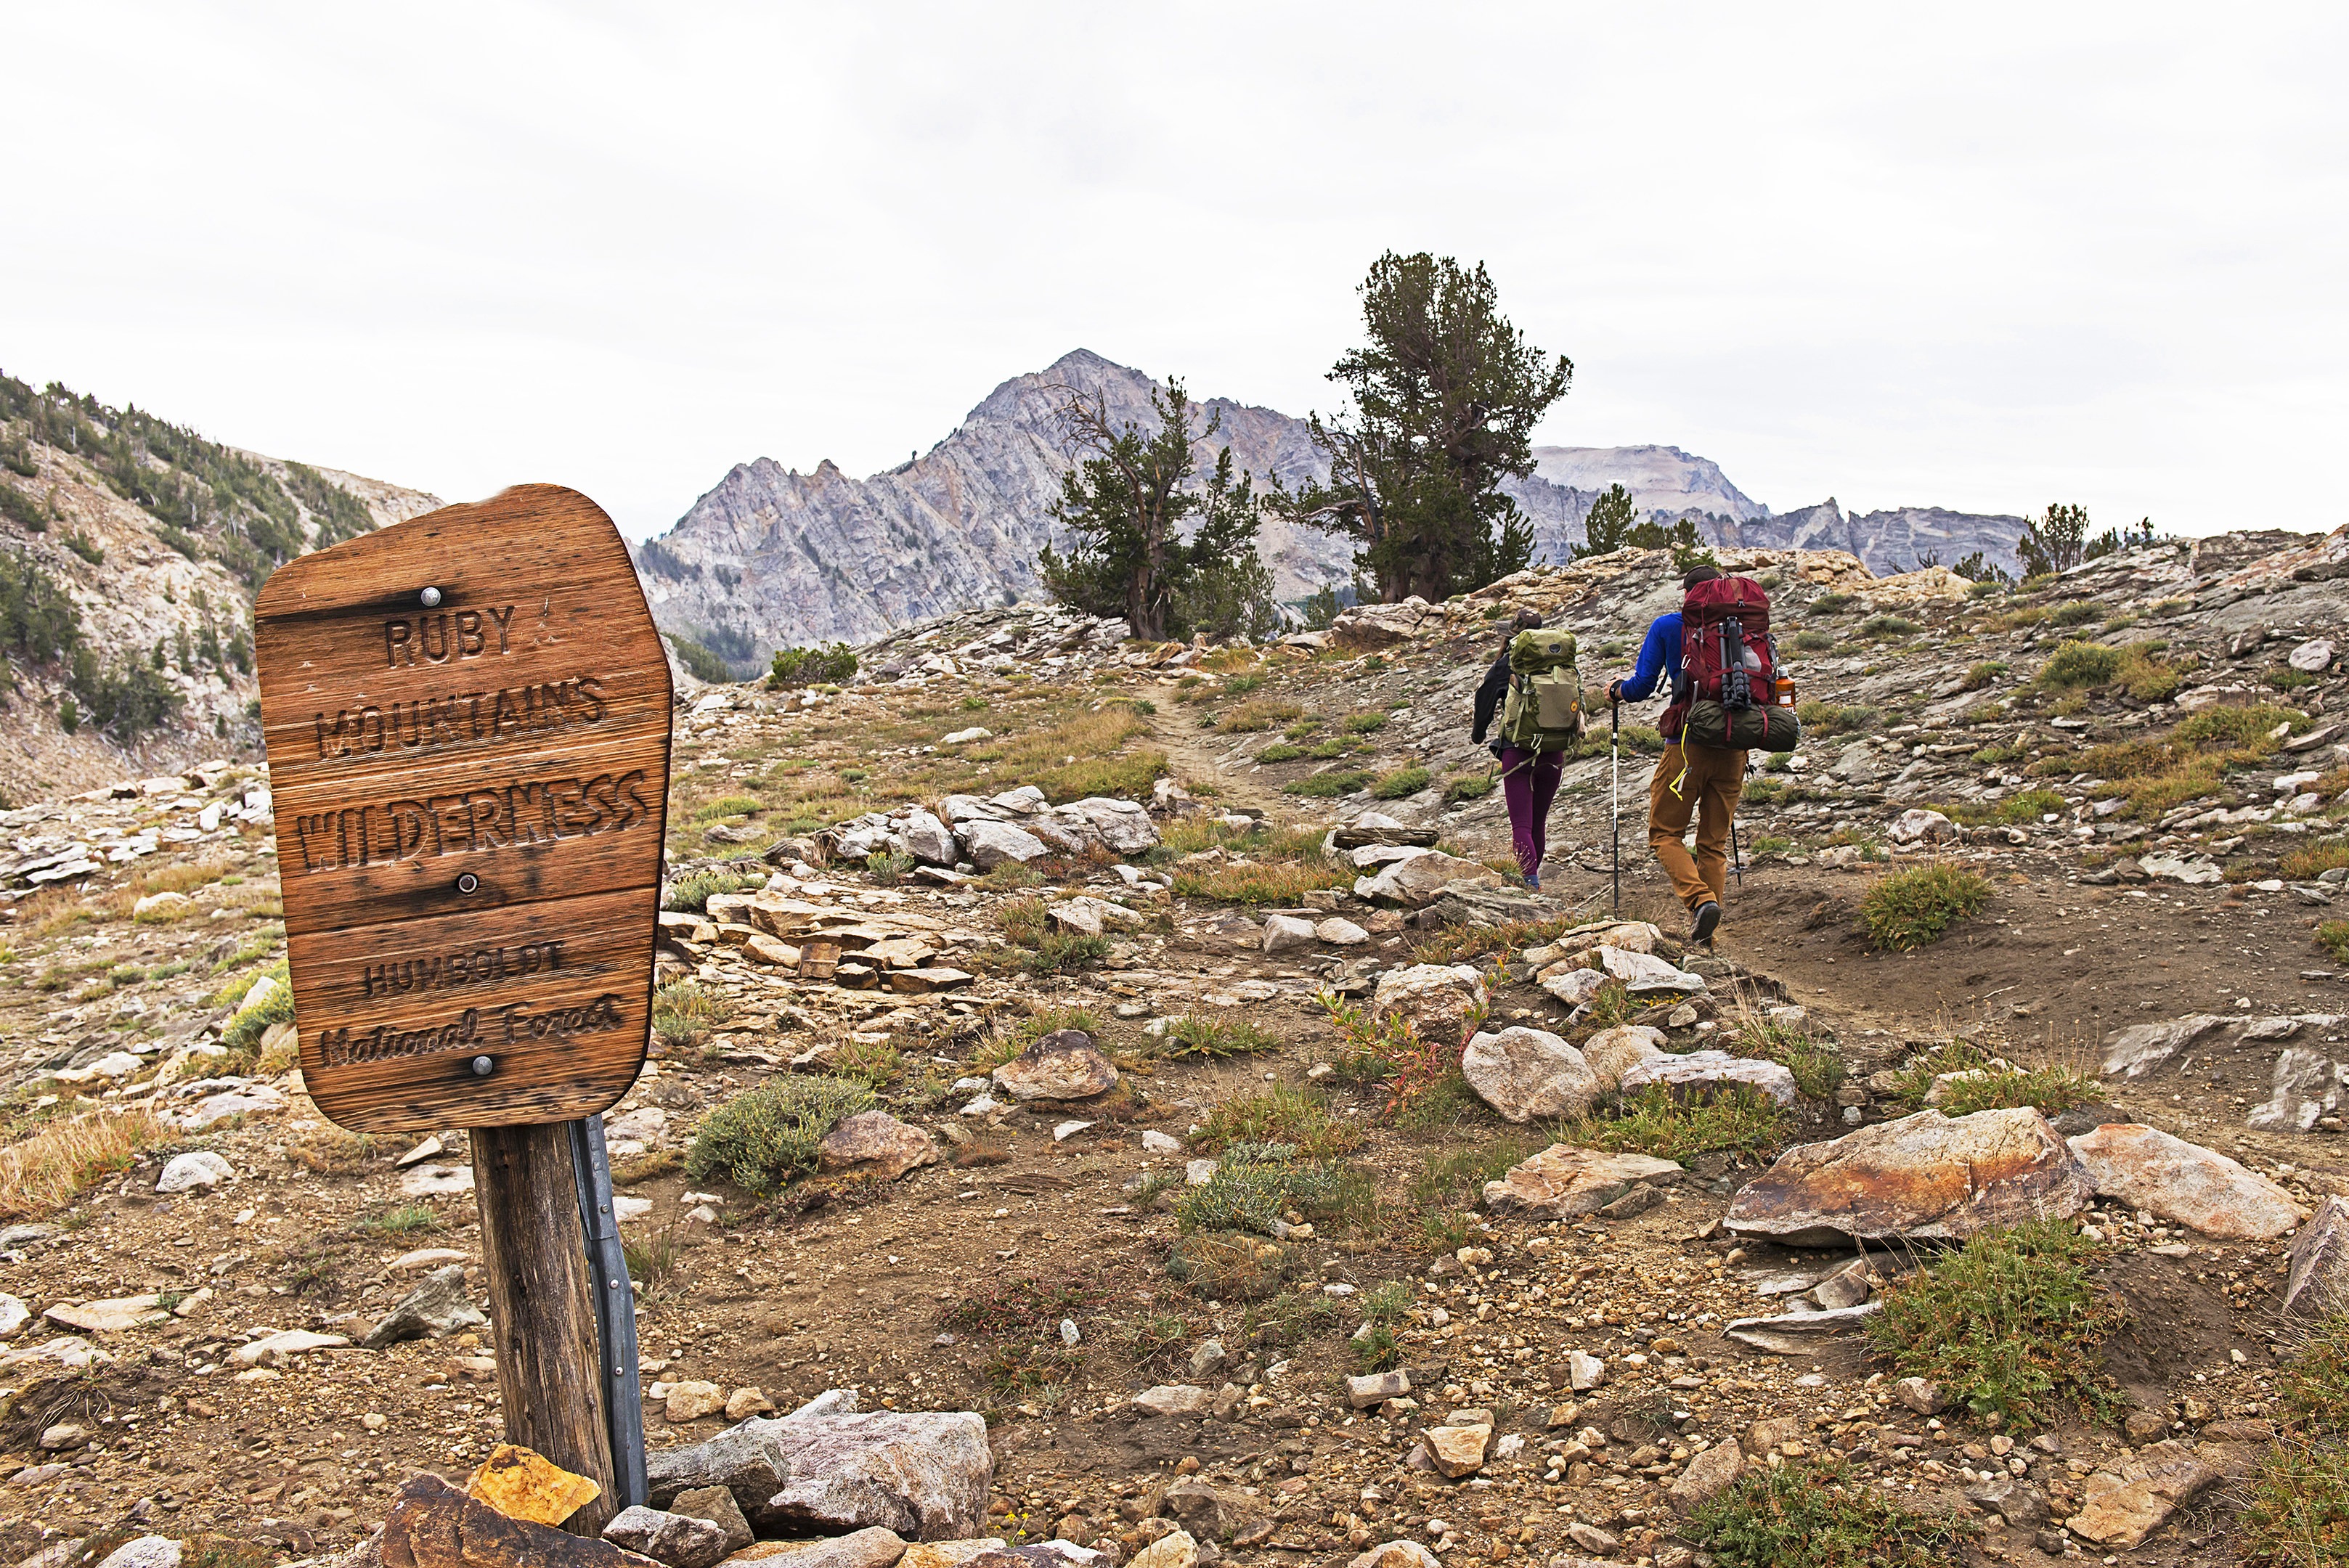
[255,485,672,1534]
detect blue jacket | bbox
[1617,612,1683,702]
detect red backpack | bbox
[1661,576,1801,751]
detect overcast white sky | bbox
[4,3,2344,542]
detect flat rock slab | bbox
[2066,1440,2220,1548]
[2101,1012,2339,1079]
[1580,1025,1668,1088]
[1725,1108,2093,1247]
[1616,1050,1797,1106]
[1423,1424,1490,1478]
[1370,963,1486,1042]
[2068,1122,2308,1239]
[384,1473,654,1564]
[1353,851,1502,909]
[1482,1146,1682,1218]
[646,1410,993,1540]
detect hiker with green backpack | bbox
[1470,610,1584,891]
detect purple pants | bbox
[1499,746,1564,880]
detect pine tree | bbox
[1037,377,1275,642]
[1573,484,1639,559]
[1269,253,1571,602]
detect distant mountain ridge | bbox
[638,349,2035,670]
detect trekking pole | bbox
[1610,695,1621,913]
[1730,817,1743,889]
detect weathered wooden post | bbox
[253,486,672,1535]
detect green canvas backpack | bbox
[1499,629,1583,752]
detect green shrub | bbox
[1218,700,1303,733]
[1858,614,1919,637]
[1865,1220,2125,1428]
[1796,701,1878,737]
[691,795,762,822]
[1284,769,1372,798]
[1342,712,1388,733]
[62,533,102,565]
[1691,1461,1974,1567]
[687,1075,876,1194]
[1370,766,1430,799]
[1807,593,1857,616]
[2175,703,2299,749]
[1559,1084,1784,1161]
[1174,1152,1376,1236]
[1732,1017,1844,1098]
[1860,865,1990,950]
[768,642,859,687]
[1192,1085,1361,1158]
[221,965,295,1053]
[1443,772,1495,803]
[1256,743,1305,762]
[651,979,730,1047]
[1995,787,2065,824]
[1791,630,1834,653]
[2037,640,2121,687]
[663,870,756,912]
[1618,724,1666,752]
[2048,600,2102,626]
[1161,1017,1280,1059]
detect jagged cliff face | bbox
[1715,499,2030,576]
[640,350,2039,670]
[636,351,1359,665]
[0,380,439,803]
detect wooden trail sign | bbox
[255,484,672,1134]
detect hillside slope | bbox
[0,372,439,803]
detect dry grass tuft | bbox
[0,1107,167,1219]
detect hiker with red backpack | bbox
[1607,565,1801,942]
[1470,610,1585,891]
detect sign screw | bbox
[471,1055,494,1077]
[456,873,480,894]
[420,587,442,608]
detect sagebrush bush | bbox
[1692,1460,1974,1567]
[1861,865,1990,950]
[687,1075,875,1194]
[1865,1220,2124,1429]
[2037,640,2121,687]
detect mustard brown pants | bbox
[1648,740,1747,910]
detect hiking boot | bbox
[1525,870,1541,891]
[1691,900,1722,944]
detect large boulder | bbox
[1580,1025,1669,1089]
[1462,1029,1603,1122]
[1617,1050,1799,1107]
[1329,597,1437,650]
[2067,1123,2308,1240]
[992,1031,1119,1103]
[900,809,958,867]
[1725,1108,2093,1247]
[645,1409,994,1540]
[818,1112,939,1183]
[1353,851,1504,909]
[1371,964,1486,1042]
[1048,798,1161,857]
[1481,1145,1683,1217]
[960,819,1049,870]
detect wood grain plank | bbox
[256,485,671,1135]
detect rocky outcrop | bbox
[1725,1108,2094,1247]
[2067,1122,2308,1239]
[1462,1028,1603,1122]
[1481,1146,1682,1217]
[644,1408,994,1540]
